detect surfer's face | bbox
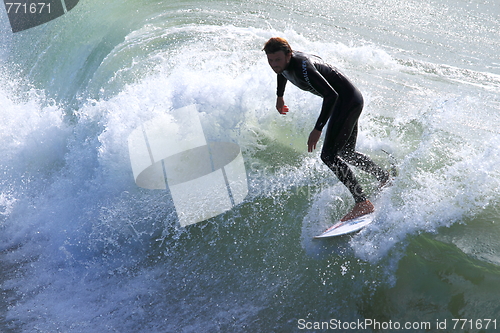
[267,51,291,74]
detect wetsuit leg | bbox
[320,92,388,203]
[320,95,366,203]
[339,124,389,183]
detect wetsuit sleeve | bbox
[277,74,287,97]
[304,64,339,131]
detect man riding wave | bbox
[264,37,390,221]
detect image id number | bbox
[5,2,51,14]
[452,319,497,330]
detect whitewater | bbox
[1,0,500,332]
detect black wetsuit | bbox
[277,51,388,203]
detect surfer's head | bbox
[264,37,292,74]
[263,37,292,55]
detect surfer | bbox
[263,37,390,221]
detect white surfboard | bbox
[314,213,376,238]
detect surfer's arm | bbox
[276,74,289,114]
[277,73,287,97]
[305,64,339,131]
[276,96,289,114]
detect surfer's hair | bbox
[263,37,292,55]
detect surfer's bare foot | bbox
[341,200,374,222]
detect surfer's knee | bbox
[320,150,336,167]
[321,152,346,178]
[337,149,354,163]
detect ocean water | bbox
[1,0,500,332]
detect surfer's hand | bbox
[276,97,288,114]
[307,129,321,152]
